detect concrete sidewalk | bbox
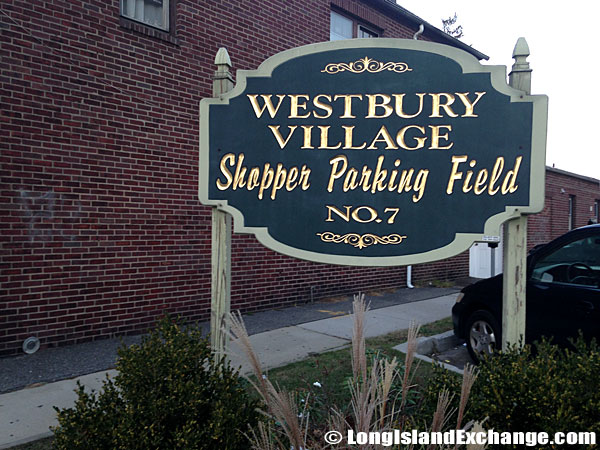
[0,293,457,449]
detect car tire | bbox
[465,310,501,362]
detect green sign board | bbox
[199,39,547,266]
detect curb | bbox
[393,330,465,375]
[0,432,53,450]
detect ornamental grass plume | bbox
[400,321,421,413]
[456,364,478,432]
[229,311,270,405]
[229,310,307,450]
[228,294,482,449]
[351,292,368,381]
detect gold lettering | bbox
[474,169,488,195]
[412,170,429,202]
[429,93,458,118]
[462,160,476,193]
[247,94,286,118]
[488,157,504,195]
[343,168,359,191]
[268,125,297,149]
[370,155,387,193]
[313,94,333,119]
[501,156,522,194]
[366,94,393,118]
[300,165,311,190]
[216,153,235,190]
[456,92,486,117]
[247,167,260,190]
[387,159,401,191]
[232,153,247,189]
[326,205,351,222]
[447,155,468,194]
[394,93,425,118]
[351,206,378,223]
[271,164,287,200]
[429,125,454,150]
[359,166,372,192]
[258,163,274,200]
[396,125,426,150]
[301,125,314,149]
[396,168,414,193]
[319,126,342,150]
[286,167,299,191]
[367,125,398,150]
[384,207,399,224]
[342,126,367,150]
[327,155,347,192]
[333,94,362,118]
[288,94,310,119]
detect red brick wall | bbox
[528,169,600,248]
[1,0,472,356]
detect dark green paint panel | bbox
[205,47,534,258]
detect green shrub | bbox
[414,362,462,427]
[52,316,260,450]
[419,336,600,449]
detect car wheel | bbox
[466,310,500,362]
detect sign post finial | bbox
[213,47,233,97]
[509,37,532,94]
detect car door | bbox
[526,230,600,347]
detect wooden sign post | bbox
[210,48,234,356]
[502,38,535,351]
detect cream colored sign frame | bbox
[199,38,548,267]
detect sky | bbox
[398,1,599,180]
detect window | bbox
[595,200,599,224]
[531,235,600,286]
[121,0,170,32]
[358,26,378,39]
[330,11,378,41]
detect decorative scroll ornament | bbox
[321,56,412,74]
[317,232,407,249]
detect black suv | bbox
[453,224,600,361]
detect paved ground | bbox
[0,285,461,394]
[432,341,476,369]
[0,284,473,449]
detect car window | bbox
[531,235,600,287]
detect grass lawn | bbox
[256,317,453,411]
[9,317,453,450]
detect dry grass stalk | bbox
[429,389,451,447]
[264,384,306,450]
[349,358,379,435]
[228,311,270,405]
[399,321,421,412]
[351,293,368,382]
[327,409,348,448]
[230,295,481,450]
[248,421,280,450]
[229,311,309,449]
[377,355,399,429]
[456,364,478,431]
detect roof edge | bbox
[546,166,600,185]
[372,0,489,61]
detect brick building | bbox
[530,168,600,246]
[1,0,597,356]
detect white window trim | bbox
[121,0,170,32]
[330,10,379,41]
